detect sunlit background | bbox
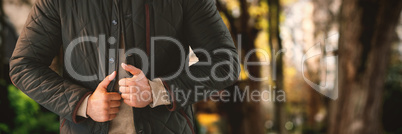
[0,0,401,134]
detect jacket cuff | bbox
[72,92,92,123]
[149,78,171,108]
[162,80,177,111]
[76,94,91,118]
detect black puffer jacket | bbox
[9,0,239,133]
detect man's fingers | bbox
[119,86,139,93]
[121,63,141,76]
[109,107,119,114]
[99,71,116,89]
[107,92,122,101]
[131,72,146,81]
[109,114,117,121]
[121,94,132,100]
[119,78,138,86]
[119,78,148,86]
[123,99,135,107]
[109,100,121,107]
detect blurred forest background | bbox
[0,0,401,134]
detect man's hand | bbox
[119,63,153,108]
[87,71,122,122]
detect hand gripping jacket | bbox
[9,0,240,133]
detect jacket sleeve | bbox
[162,0,240,111]
[9,0,92,123]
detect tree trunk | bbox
[329,0,402,133]
[306,0,338,131]
[267,0,286,133]
[215,0,264,133]
[239,0,264,132]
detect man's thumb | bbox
[122,63,141,76]
[99,71,116,89]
